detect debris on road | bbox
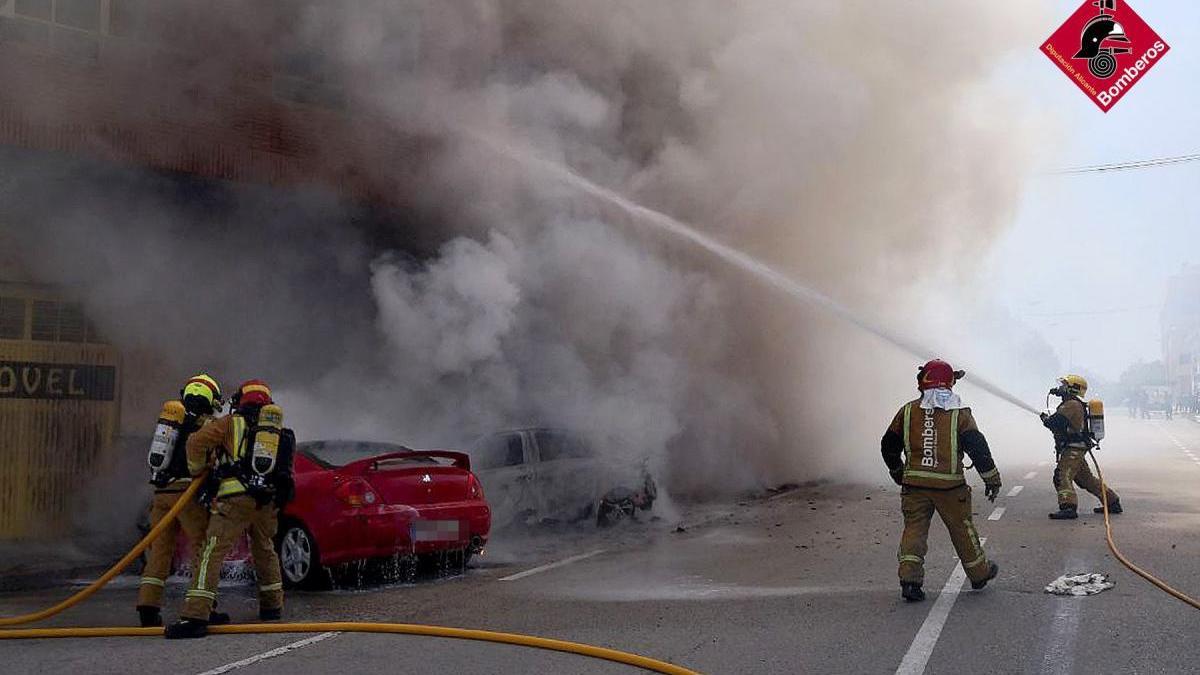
[1044,573,1115,596]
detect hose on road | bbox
[0,623,699,674]
[0,473,699,674]
[0,476,208,627]
[1089,449,1200,611]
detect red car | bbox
[275,440,491,587]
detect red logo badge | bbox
[1041,0,1169,112]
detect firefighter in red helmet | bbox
[880,360,1002,602]
[166,380,289,639]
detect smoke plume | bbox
[1,0,1053,501]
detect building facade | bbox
[0,0,430,539]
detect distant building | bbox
[1162,264,1200,404]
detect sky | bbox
[981,0,1200,380]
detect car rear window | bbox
[299,441,412,468]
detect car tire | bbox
[277,521,327,590]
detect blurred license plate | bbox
[412,520,461,542]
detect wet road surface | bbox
[2,417,1198,674]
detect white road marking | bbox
[987,507,1006,521]
[499,550,606,581]
[1038,461,1050,467]
[194,632,340,675]
[895,537,987,675]
[1007,486,1024,497]
[1024,471,1038,480]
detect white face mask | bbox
[920,388,964,410]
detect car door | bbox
[529,429,602,523]
[471,431,537,528]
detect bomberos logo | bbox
[1041,0,1170,112]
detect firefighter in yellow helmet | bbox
[1042,374,1121,519]
[881,360,1001,602]
[135,374,229,628]
[166,380,288,639]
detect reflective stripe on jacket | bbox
[185,414,248,498]
[890,401,976,489]
[216,415,250,498]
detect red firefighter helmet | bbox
[917,359,964,391]
[232,379,273,409]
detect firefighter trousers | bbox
[137,489,210,608]
[181,494,283,621]
[1054,448,1118,509]
[898,484,991,586]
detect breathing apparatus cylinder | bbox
[1088,399,1106,442]
[250,404,283,477]
[148,400,186,480]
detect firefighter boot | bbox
[1094,500,1122,514]
[1049,505,1079,520]
[259,607,282,621]
[137,605,162,628]
[900,583,926,602]
[970,561,1000,590]
[164,618,208,639]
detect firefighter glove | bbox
[984,482,1002,502]
[889,469,904,486]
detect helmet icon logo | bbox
[1071,0,1131,79]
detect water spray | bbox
[471,132,1040,417]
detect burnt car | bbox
[466,428,657,528]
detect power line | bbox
[1054,152,1200,175]
[1024,304,1159,318]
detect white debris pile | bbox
[1044,573,1115,596]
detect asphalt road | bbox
[1,416,1198,674]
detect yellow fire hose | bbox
[1090,450,1200,611]
[0,477,210,627]
[0,474,699,674]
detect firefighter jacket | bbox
[1042,397,1091,451]
[185,413,254,499]
[881,400,1000,489]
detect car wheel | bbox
[277,522,326,589]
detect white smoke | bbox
[2,0,1058,498]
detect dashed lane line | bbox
[194,632,340,675]
[499,550,606,582]
[895,538,987,675]
[1006,486,1024,497]
[987,507,1006,521]
[1023,471,1038,480]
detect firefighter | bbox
[881,359,1002,602]
[1042,374,1121,520]
[135,374,228,628]
[165,380,286,639]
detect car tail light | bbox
[468,474,484,500]
[335,477,379,507]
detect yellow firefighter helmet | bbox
[181,374,222,409]
[1058,374,1088,398]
